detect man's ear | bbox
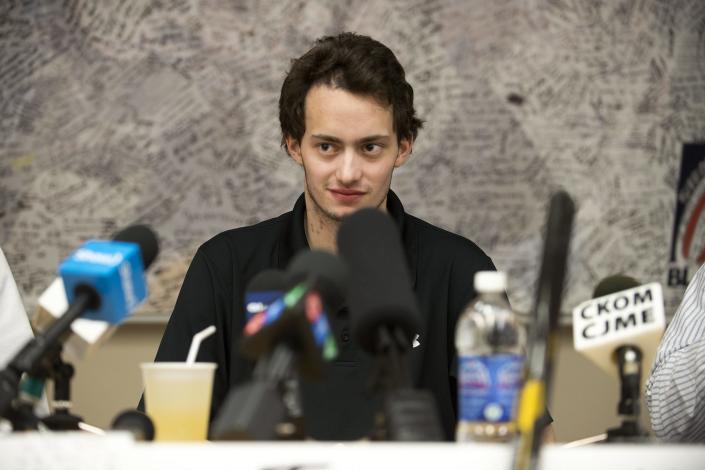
[286,136,303,166]
[394,137,413,168]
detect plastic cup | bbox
[141,362,217,441]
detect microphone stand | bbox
[370,326,444,441]
[606,345,647,442]
[211,343,303,440]
[255,343,306,440]
[0,288,97,418]
[42,346,83,431]
[2,376,44,431]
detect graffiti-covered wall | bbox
[2,0,704,321]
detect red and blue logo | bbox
[668,143,705,287]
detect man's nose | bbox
[336,149,363,185]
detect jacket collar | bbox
[275,190,418,288]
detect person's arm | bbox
[0,247,34,368]
[646,263,705,442]
[0,247,50,416]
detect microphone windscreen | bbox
[525,190,574,384]
[593,275,640,299]
[244,269,288,319]
[112,224,159,269]
[337,208,421,354]
[533,191,575,330]
[287,250,348,311]
[60,224,158,324]
[111,409,155,441]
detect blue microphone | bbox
[0,225,159,417]
[244,269,287,321]
[59,224,158,324]
[59,240,147,324]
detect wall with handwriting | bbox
[2,0,705,321]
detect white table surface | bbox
[1,432,703,470]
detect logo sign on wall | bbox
[669,143,705,287]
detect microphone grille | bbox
[287,250,348,311]
[337,208,421,353]
[112,225,159,269]
[593,275,640,298]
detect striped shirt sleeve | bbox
[646,262,705,442]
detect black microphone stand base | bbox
[368,327,445,442]
[4,402,42,431]
[211,380,289,440]
[605,420,648,443]
[372,389,444,442]
[42,411,83,431]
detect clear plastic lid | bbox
[473,271,507,293]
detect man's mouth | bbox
[331,189,364,196]
[329,188,365,202]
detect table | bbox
[1,432,703,470]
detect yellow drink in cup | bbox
[141,362,217,441]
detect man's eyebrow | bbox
[358,134,391,143]
[311,134,391,144]
[311,134,343,143]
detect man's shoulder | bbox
[197,211,292,264]
[406,213,492,264]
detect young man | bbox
[151,33,495,440]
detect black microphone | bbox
[239,251,347,378]
[513,191,574,470]
[111,409,155,441]
[337,208,421,357]
[337,208,442,441]
[593,275,641,298]
[113,224,159,269]
[597,276,645,441]
[211,251,347,441]
[244,269,288,320]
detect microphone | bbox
[241,269,288,346]
[337,208,442,441]
[572,274,666,440]
[513,191,574,470]
[573,276,666,378]
[240,250,346,376]
[244,269,287,320]
[111,409,155,441]
[0,225,159,419]
[337,208,421,357]
[59,224,157,324]
[30,226,157,363]
[211,251,346,441]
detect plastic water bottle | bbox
[455,271,525,442]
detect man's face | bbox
[286,85,412,223]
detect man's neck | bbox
[303,197,340,254]
[302,191,392,253]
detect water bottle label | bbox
[458,354,523,422]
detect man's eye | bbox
[319,143,334,152]
[363,143,382,154]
